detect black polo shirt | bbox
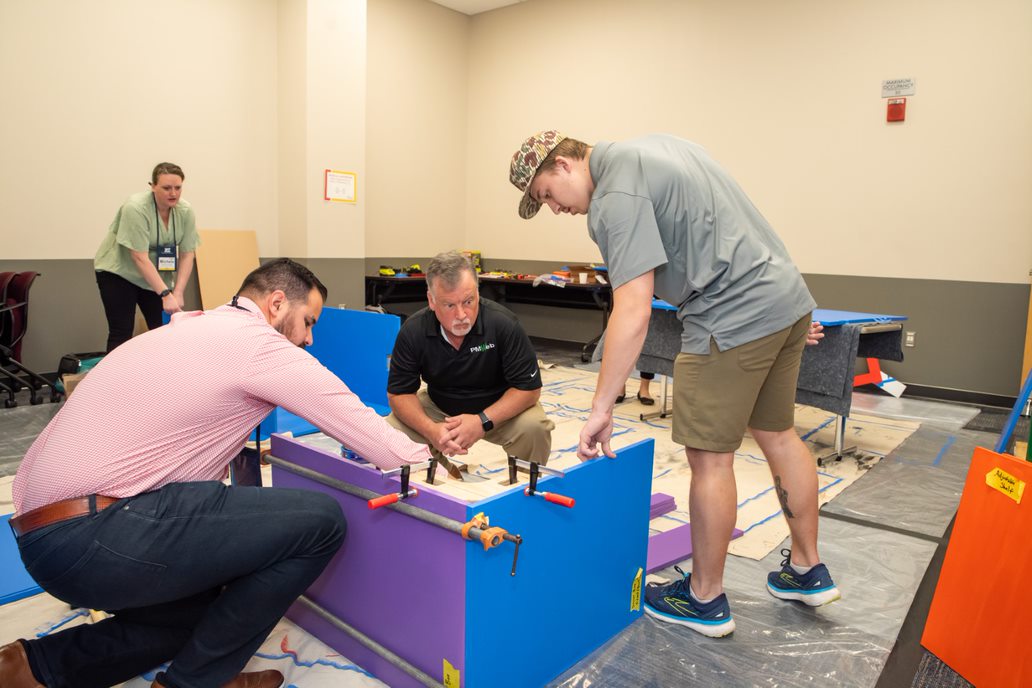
[387,298,542,416]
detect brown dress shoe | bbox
[0,641,44,688]
[151,670,284,688]
[221,670,284,688]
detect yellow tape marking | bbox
[631,566,643,611]
[443,658,460,687]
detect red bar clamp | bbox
[507,456,575,508]
[367,461,433,509]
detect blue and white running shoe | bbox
[766,548,841,606]
[643,567,735,637]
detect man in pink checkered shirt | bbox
[3,259,431,688]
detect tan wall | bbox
[306,0,368,258]
[0,0,280,258]
[278,0,309,258]
[7,0,1028,283]
[366,0,469,256]
[277,0,368,259]
[2,0,1030,398]
[466,0,1032,285]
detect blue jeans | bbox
[16,482,346,688]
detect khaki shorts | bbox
[671,314,811,453]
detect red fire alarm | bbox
[887,97,906,122]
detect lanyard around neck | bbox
[152,193,177,248]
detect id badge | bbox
[157,244,177,272]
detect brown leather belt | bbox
[9,495,121,537]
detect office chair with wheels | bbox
[1,271,61,406]
[0,272,18,408]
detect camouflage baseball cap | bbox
[509,130,566,219]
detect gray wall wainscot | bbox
[804,273,1029,403]
[3,258,365,377]
[6,258,1028,406]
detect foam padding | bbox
[650,492,677,519]
[258,308,400,440]
[0,515,42,605]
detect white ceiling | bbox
[427,0,525,16]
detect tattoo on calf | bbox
[774,476,795,518]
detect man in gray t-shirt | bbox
[509,131,840,637]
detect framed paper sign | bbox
[324,169,357,203]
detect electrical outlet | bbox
[905,331,916,347]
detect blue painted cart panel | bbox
[464,439,654,688]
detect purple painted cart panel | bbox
[272,435,467,687]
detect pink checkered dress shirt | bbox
[13,297,431,514]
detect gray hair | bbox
[426,251,477,292]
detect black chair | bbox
[0,272,18,408]
[1,271,61,406]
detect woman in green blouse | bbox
[94,162,200,352]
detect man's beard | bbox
[449,320,471,337]
[276,320,306,349]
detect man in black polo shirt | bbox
[386,251,554,474]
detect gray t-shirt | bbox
[587,135,815,354]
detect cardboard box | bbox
[62,372,87,397]
[567,265,596,284]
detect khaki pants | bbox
[386,389,555,464]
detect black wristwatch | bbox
[159,289,172,298]
[478,411,494,432]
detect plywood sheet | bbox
[195,229,260,309]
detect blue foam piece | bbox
[0,515,43,605]
[257,308,400,440]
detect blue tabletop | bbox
[811,309,907,326]
[651,299,905,326]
